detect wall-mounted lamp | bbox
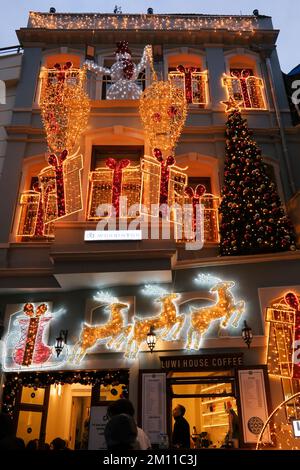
[242,320,253,349]
[146,326,156,353]
[55,330,68,357]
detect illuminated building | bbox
[0,10,300,451]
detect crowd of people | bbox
[0,400,240,450]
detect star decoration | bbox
[221,96,243,113]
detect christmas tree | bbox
[219,98,296,256]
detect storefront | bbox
[1,262,300,449]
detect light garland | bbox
[185,280,245,350]
[28,12,258,32]
[139,80,187,155]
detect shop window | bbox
[223,57,266,110]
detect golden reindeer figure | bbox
[124,292,185,359]
[185,281,245,350]
[70,300,129,364]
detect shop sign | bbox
[292,420,300,438]
[84,230,142,241]
[160,353,243,371]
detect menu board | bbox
[238,369,271,444]
[142,373,166,444]
[88,406,108,450]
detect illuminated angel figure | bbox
[84,41,152,100]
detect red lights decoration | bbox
[284,292,300,379]
[185,184,206,232]
[48,150,68,218]
[13,304,52,367]
[169,66,208,105]
[153,148,175,206]
[105,158,130,217]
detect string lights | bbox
[39,65,90,155]
[139,80,187,155]
[266,292,300,379]
[28,12,258,32]
[256,392,300,450]
[84,42,153,100]
[169,67,208,105]
[222,71,266,110]
[185,281,245,350]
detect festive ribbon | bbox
[105,158,131,216]
[230,69,252,108]
[53,61,73,82]
[48,149,68,218]
[177,64,199,103]
[184,184,206,232]
[284,292,300,379]
[153,148,175,206]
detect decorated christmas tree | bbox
[219,98,296,256]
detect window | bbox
[223,55,266,110]
[167,53,208,106]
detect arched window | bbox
[223,54,266,110]
[167,53,208,106]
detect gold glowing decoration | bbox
[140,155,161,216]
[168,70,208,105]
[222,73,266,110]
[221,96,243,113]
[266,293,300,379]
[28,12,258,33]
[39,66,90,154]
[18,152,83,238]
[185,281,245,350]
[71,295,130,364]
[139,80,187,154]
[124,292,185,359]
[256,392,300,450]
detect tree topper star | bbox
[221,96,243,113]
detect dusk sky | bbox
[0,0,298,72]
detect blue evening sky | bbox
[0,0,298,72]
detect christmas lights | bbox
[266,292,300,379]
[139,80,187,155]
[256,392,300,450]
[2,370,129,416]
[71,300,130,364]
[219,102,296,255]
[222,71,266,110]
[169,67,208,105]
[39,65,90,155]
[28,12,258,33]
[84,42,153,100]
[185,281,245,350]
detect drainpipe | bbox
[265,56,296,196]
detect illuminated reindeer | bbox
[70,293,129,364]
[185,281,245,350]
[123,289,185,359]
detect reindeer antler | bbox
[93,291,118,304]
[142,284,169,297]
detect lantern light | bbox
[55,330,68,357]
[146,326,157,353]
[241,320,253,348]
